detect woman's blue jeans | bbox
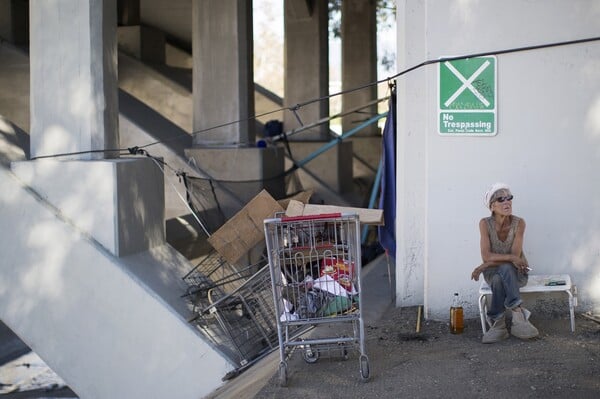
[483,263,528,322]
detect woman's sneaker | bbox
[482,317,509,344]
[510,308,539,339]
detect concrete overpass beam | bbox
[284,0,329,140]
[192,0,255,146]
[341,0,379,136]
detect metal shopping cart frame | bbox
[264,213,369,386]
[186,263,281,373]
[182,249,265,315]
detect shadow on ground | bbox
[253,308,600,399]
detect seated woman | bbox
[471,183,539,343]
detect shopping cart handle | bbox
[280,213,343,222]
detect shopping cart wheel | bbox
[359,355,370,382]
[278,361,288,387]
[302,346,320,364]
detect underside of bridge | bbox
[0,1,388,397]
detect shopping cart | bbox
[264,213,369,386]
[185,261,281,373]
[182,249,264,315]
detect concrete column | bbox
[118,25,166,64]
[25,0,164,257]
[30,0,119,160]
[192,0,255,146]
[341,0,378,136]
[117,0,140,26]
[284,0,329,140]
[0,0,29,46]
[188,1,283,209]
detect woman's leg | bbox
[487,273,506,322]
[483,263,537,342]
[495,263,522,310]
[482,270,510,343]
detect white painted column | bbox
[29,0,119,160]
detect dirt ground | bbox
[253,306,600,399]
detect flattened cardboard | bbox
[284,200,384,225]
[208,190,284,264]
[277,189,313,209]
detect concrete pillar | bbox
[341,0,378,136]
[30,0,119,160]
[284,0,329,140]
[117,0,140,26]
[192,0,255,146]
[188,1,284,209]
[118,25,166,64]
[25,0,164,257]
[0,0,29,46]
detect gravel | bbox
[254,306,600,399]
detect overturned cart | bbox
[264,213,369,386]
[183,250,281,375]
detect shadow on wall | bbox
[116,157,165,257]
[576,88,600,311]
[0,115,29,166]
[118,89,191,157]
[570,228,600,312]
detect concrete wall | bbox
[118,52,192,133]
[11,158,166,257]
[396,0,600,319]
[140,0,192,44]
[29,0,119,160]
[0,166,231,398]
[0,41,197,221]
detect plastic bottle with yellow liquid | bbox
[450,292,464,334]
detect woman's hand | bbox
[471,264,485,281]
[512,257,529,273]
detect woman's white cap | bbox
[484,182,511,210]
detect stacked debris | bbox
[182,189,383,378]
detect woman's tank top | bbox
[485,215,521,254]
[483,215,528,286]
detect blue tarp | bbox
[378,89,397,259]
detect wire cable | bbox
[27,36,600,160]
[147,155,212,237]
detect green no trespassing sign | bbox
[438,56,497,135]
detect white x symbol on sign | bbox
[443,60,491,108]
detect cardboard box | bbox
[208,189,284,265]
[277,189,313,210]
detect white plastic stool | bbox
[478,274,577,333]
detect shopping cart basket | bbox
[187,263,281,372]
[264,213,369,386]
[182,249,264,314]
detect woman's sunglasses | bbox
[495,195,514,203]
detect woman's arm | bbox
[471,261,499,281]
[479,218,526,265]
[472,218,528,280]
[510,218,528,272]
